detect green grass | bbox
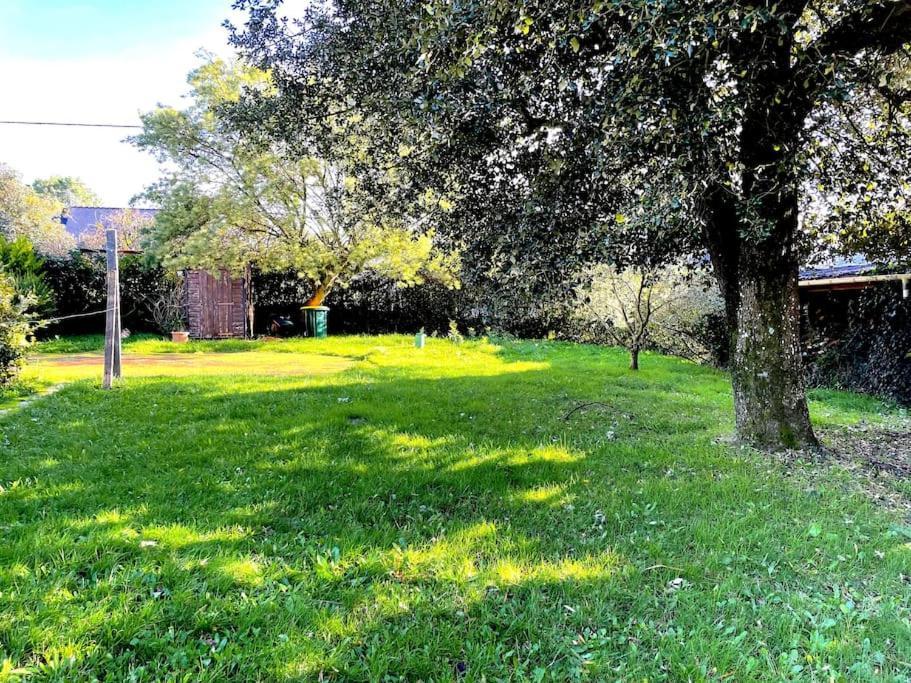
[35,333,164,355]
[0,380,39,412]
[35,333,390,357]
[2,336,910,681]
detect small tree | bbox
[145,275,187,334]
[576,265,663,370]
[576,265,723,370]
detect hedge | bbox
[804,286,911,405]
[39,253,175,336]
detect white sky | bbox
[0,25,237,207]
[0,0,310,206]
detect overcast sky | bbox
[0,1,252,206]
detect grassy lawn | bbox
[2,335,910,681]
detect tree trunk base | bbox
[730,267,818,452]
[732,420,820,452]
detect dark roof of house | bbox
[799,256,876,281]
[59,206,159,240]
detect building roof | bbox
[799,255,910,298]
[59,206,159,241]
[799,255,876,281]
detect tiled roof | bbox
[799,256,875,281]
[59,206,159,240]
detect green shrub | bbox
[39,252,175,336]
[0,270,34,387]
[0,235,53,314]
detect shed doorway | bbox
[186,269,249,339]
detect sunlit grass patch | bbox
[2,335,910,681]
[489,555,626,586]
[207,557,264,589]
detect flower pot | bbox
[171,331,190,344]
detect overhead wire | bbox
[0,120,141,129]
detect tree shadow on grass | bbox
[2,356,908,680]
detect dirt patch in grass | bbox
[31,351,354,379]
[820,425,911,513]
[773,423,911,516]
[822,426,911,477]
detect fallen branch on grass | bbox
[562,401,614,421]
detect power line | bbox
[0,120,141,129]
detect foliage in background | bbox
[0,235,54,315]
[133,57,459,307]
[39,253,176,337]
[802,58,911,268]
[0,164,73,257]
[30,176,100,209]
[251,267,582,339]
[0,270,34,387]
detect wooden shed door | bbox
[211,273,236,337]
[187,269,246,339]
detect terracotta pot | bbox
[171,331,190,344]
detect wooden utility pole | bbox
[103,229,122,389]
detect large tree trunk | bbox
[699,35,819,450]
[703,187,818,451]
[629,346,640,371]
[730,252,816,449]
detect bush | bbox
[251,269,464,336]
[39,252,175,336]
[0,235,53,314]
[0,271,34,387]
[803,287,911,405]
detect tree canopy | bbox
[31,176,100,208]
[133,57,459,306]
[230,0,911,449]
[0,164,73,257]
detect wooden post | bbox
[244,263,255,339]
[103,229,122,389]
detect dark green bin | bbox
[302,306,330,338]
